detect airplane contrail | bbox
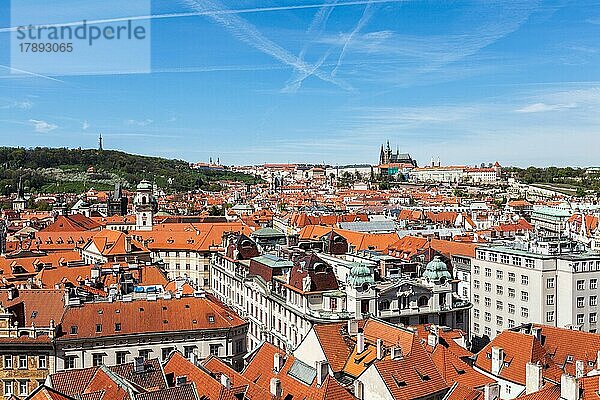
[182,0,353,90]
[282,49,333,93]
[283,0,339,92]
[0,65,65,83]
[0,0,406,33]
[332,0,375,77]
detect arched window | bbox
[379,300,390,311]
[418,296,429,307]
[142,196,147,205]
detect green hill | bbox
[0,147,260,194]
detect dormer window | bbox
[96,324,102,333]
[70,326,78,335]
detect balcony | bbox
[305,308,351,321]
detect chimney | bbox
[531,326,542,342]
[484,382,500,400]
[356,332,365,353]
[526,362,543,394]
[491,347,504,375]
[391,347,403,360]
[427,331,439,348]
[354,380,364,400]
[376,339,384,360]
[125,235,132,253]
[347,320,358,335]
[220,373,231,389]
[560,374,579,400]
[134,356,144,374]
[302,275,311,292]
[7,287,17,301]
[270,378,282,397]
[575,360,584,378]
[273,352,283,372]
[315,360,329,386]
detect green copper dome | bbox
[348,263,374,287]
[423,256,451,283]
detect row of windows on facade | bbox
[2,355,46,369]
[473,323,509,337]
[62,344,223,369]
[378,296,431,311]
[474,309,598,328]
[473,283,532,300]
[474,267,532,284]
[477,251,600,272]
[474,270,598,291]
[162,251,203,258]
[474,311,519,326]
[474,293,599,309]
[213,273,304,322]
[474,304,530,318]
[2,379,36,397]
[476,252,537,267]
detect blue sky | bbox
[1,0,600,166]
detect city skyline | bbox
[1,1,600,166]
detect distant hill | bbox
[0,147,261,194]
[506,166,599,195]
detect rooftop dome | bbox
[348,263,374,287]
[422,255,451,284]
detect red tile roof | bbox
[42,215,101,232]
[57,297,245,340]
[375,336,449,400]
[0,288,65,327]
[237,342,357,400]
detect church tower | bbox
[134,180,154,231]
[12,177,26,212]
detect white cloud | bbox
[29,119,58,133]
[125,119,154,126]
[14,101,33,110]
[515,102,576,113]
[82,120,90,130]
[0,100,33,110]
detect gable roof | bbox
[236,342,357,400]
[374,335,449,400]
[42,215,101,232]
[299,225,399,252]
[474,330,561,385]
[0,288,65,327]
[57,297,245,340]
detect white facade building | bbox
[470,243,600,342]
